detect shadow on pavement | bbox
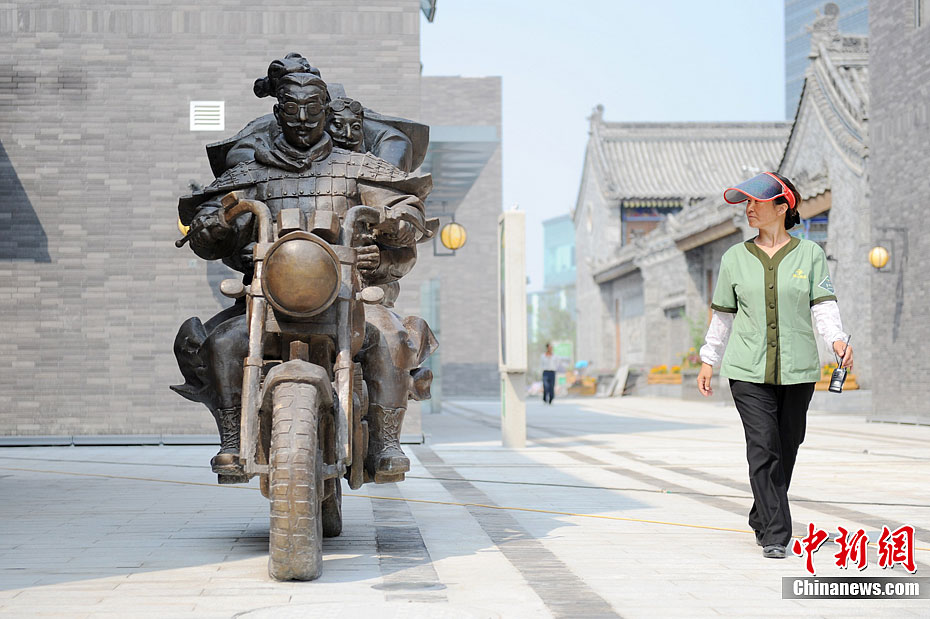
[0,400,720,594]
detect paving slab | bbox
[0,395,927,617]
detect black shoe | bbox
[762,544,786,559]
[754,530,764,547]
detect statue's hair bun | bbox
[253,77,273,98]
[254,52,322,99]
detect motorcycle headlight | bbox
[263,232,341,318]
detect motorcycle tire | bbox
[268,381,323,581]
[322,477,343,538]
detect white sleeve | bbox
[811,300,848,347]
[700,311,734,366]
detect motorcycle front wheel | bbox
[268,381,323,581]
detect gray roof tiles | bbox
[588,118,791,200]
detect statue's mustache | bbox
[281,119,321,131]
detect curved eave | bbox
[780,47,869,177]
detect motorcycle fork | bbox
[282,337,338,501]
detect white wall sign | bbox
[189,101,225,132]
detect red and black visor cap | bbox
[723,172,796,209]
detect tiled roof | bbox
[587,114,791,201]
[780,27,868,179]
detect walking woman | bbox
[541,343,557,404]
[696,172,853,559]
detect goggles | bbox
[723,172,796,209]
[329,99,363,114]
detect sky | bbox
[420,0,787,292]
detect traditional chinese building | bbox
[573,110,789,372]
[785,0,868,119]
[574,6,888,408]
[775,8,871,388]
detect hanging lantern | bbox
[868,246,889,269]
[440,221,467,251]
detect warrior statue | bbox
[172,53,436,480]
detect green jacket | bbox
[711,237,837,385]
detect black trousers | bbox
[542,370,555,404]
[729,379,815,547]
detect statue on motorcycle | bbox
[171,53,437,487]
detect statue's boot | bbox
[211,406,242,474]
[366,404,409,481]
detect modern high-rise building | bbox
[542,214,575,291]
[785,0,868,118]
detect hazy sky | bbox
[420,0,787,292]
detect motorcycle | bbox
[209,190,430,581]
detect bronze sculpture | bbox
[171,53,437,580]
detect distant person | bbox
[541,343,557,404]
[696,172,852,560]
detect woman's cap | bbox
[723,172,797,209]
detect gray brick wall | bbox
[0,1,433,435]
[396,76,503,397]
[869,0,930,422]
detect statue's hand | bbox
[189,211,235,257]
[238,242,256,271]
[378,221,416,247]
[377,205,422,247]
[357,244,381,272]
[192,211,233,242]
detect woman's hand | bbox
[697,362,714,397]
[833,341,853,369]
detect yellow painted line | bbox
[3,465,928,551]
[0,465,249,490]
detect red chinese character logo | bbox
[877,525,916,573]
[834,526,869,571]
[792,523,830,575]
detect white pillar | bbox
[500,372,525,448]
[498,211,527,448]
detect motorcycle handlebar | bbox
[197,195,429,249]
[221,192,274,243]
[343,204,434,246]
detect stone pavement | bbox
[0,395,928,618]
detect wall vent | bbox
[189,101,225,131]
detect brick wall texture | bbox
[0,1,501,435]
[399,76,502,397]
[869,0,930,422]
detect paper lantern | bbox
[440,221,467,251]
[869,246,889,269]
